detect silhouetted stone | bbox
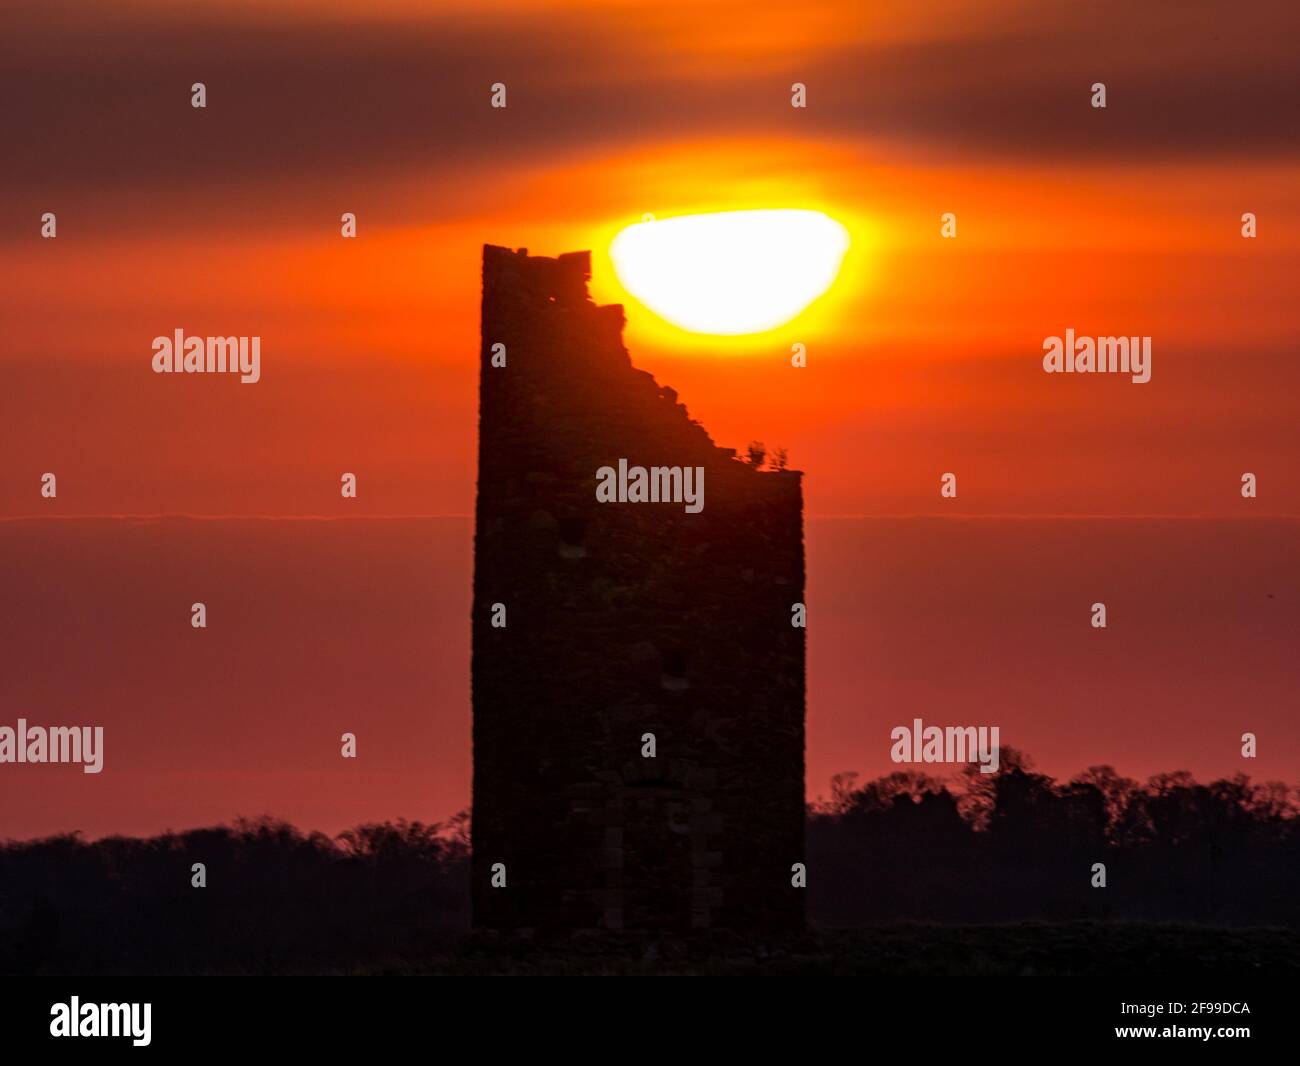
[471,245,806,932]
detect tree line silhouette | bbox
[2,752,1296,973]
[808,749,1300,927]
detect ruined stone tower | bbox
[471,245,805,932]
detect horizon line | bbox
[1,512,1298,523]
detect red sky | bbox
[1,514,1296,839]
[1,0,1297,837]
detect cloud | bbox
[2,0,1295,221]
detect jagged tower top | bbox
[483,244,597,307]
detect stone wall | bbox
[471,245,805,932]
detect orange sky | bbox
[1,0,1297,837]
[4,0,1298,519]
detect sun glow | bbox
[608,209,850,335]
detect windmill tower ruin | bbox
[471,245,805,932]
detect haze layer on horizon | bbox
[1,516,1295,840]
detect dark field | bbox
[380,923,1300,977]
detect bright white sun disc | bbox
[609,209,850,335]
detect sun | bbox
[608,209,850,336]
